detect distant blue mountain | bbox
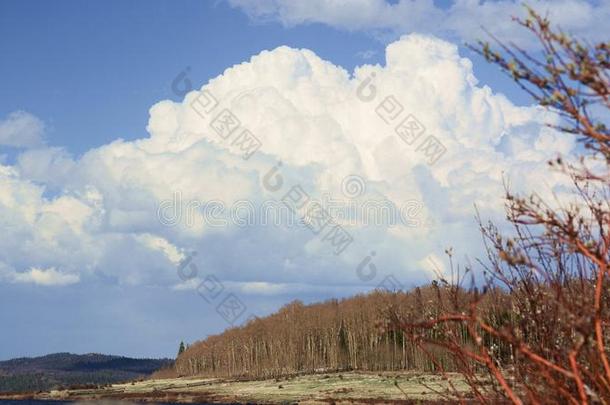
[0,353,173,393]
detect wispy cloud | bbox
[228,0,610,49]
[356,49,377,60]
[12,267,79,286]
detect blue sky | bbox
[0,0,607,360]
[2,0,377,154]
[0,0,530,156]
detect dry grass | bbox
[2,371,474,404]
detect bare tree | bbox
[391,6,609,404]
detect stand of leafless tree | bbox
[175,288,502,380]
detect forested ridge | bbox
[0,353,172,393]
[174,286,511,379]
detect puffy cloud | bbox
[1,34,576,294]
[0,111,45,148]
[228,0,610,48]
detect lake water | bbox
[0,401,217,405]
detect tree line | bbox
[174,286,512,379]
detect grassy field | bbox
[0,371,474,404]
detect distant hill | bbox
[0,353,173,393]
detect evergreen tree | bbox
[177,341,185,357]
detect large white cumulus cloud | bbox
[1,34,574,292]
